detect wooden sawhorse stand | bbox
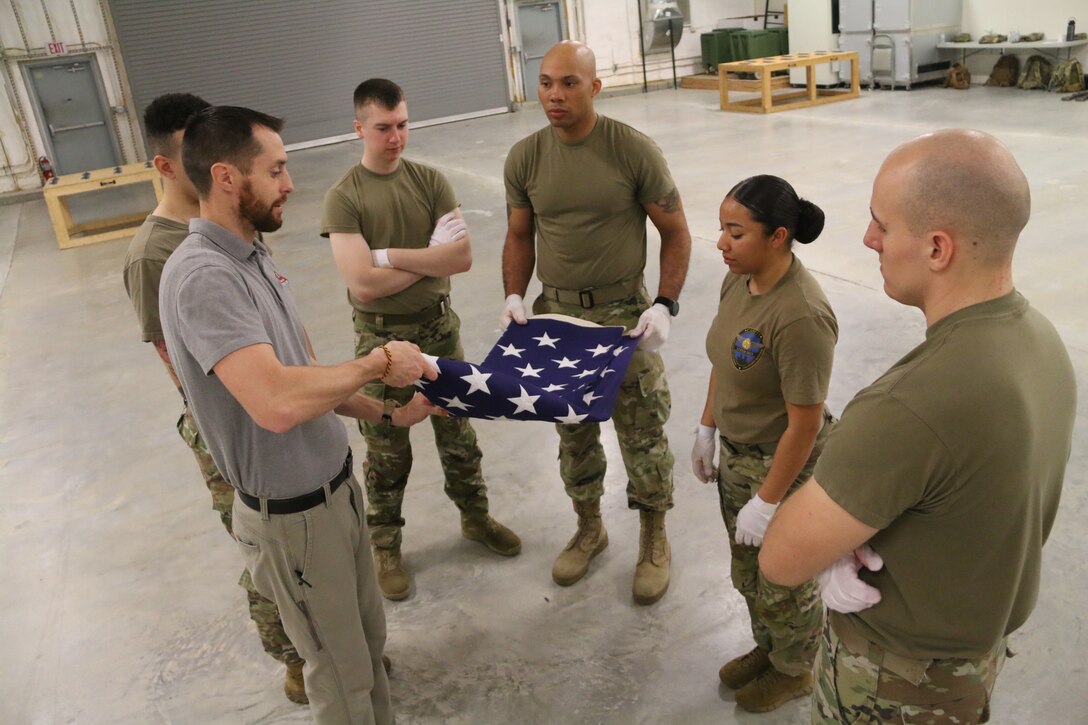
[43,161,164,249]
[719,51,861,113]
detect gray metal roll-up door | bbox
[108,0,510,148]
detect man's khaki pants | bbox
[233,474,392,725]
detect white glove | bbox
[628,303,671,352]
[691,424,718,483]
[371,248,393,269]
[735,495,778,547]
[429,210,467,247]
[500,293,528,328]
[818,546,884,613]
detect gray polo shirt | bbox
[159,218,348,498]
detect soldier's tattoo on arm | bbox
[653,187,681,214]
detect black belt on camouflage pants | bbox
[540,276,644,309]
[356,295,450,328]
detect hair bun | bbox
[794,199,825,244]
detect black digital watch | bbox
[654,296,680,317]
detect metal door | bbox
[873,0,910,33]
[838,0,874,83]
[517,1,565,99]
[24,57,120,175]
[838,0,873,32]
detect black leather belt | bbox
[540,276,643,309]
[356,296,450,328]
[238,450,353,514]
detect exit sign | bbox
[47,42,66,55]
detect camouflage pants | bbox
[716,436,825,676]
[812,618,1007,724]
[178,406,301,666]
[353,307,489,550]
[532,292,674,511]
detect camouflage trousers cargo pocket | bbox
[353,307,488,549]
[534,291,675,510]
[813,619,1007,725]
[717,443,822,674]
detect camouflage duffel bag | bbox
[945,63,971,89]
[1049,59,1085,93]
[1018,54,1053,90]
[985,55,1020,87]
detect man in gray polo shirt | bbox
[160,105,438,725]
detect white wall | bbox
[960,0,1086,80]
[575,1,781,89]
[0,0,142,192]
[570,0,1087,90]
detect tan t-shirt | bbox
[321,158,456,314]
[504,114,676,290]
[816,291,1076,660]
[122,214,190,342]
[705,256,837,444]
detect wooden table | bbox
[719,51,861,113]
[42,161,163,249]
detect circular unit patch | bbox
[732,328,766,370]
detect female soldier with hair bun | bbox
[691,175,837,713]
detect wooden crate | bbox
[42,161,164,250]
[718,51,860,114]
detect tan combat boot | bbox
[461,512,522,556]
[735,667,813,713]
[373,545,411,601]
[632,509,670,605]
[284,660,308,704]
[719,646,771,689]
[552,499,609,586]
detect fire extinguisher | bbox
[38,156,55,181]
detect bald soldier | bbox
[760,129,1076,724]
[501,41,692,604]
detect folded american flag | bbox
[415,315,638,423]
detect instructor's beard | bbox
[239,179,284,233]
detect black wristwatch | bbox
[381,398,398,425]
[654,296,680,317]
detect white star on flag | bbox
[555,405,589,424]
[515,363,543,378]
[612,346,628,357]
[532,332,560,348]
[499,343,525,357]
[552,357,580,369]
[601,368,615,377]
[460,366,492,395]
[441,396,472,411]
[587,344,612,357]
[583,390,603,405]
[542,383,567,392]
[573,368,599,379]
[508,386,540,415]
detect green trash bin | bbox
[734,30,780,60]
[768,27,789,55]
[701,28,743,72]
[701,33,723,73]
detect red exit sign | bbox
[47,42,66,55]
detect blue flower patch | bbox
[732,328,765,370]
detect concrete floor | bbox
[2,85,1086,724]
